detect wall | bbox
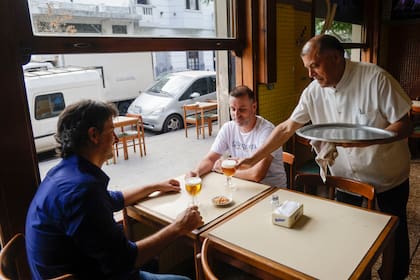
[258,2,312,125]
[384,22,420,99]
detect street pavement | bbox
[38,126,218,191]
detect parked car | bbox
[127,70,217,132]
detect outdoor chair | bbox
[112,114,146,163]
[183,104,217,139]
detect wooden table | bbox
[113,116,139,160]
[202,189,398,280]
[126,172,273,279]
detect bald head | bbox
[301,34,345,58]
[300,34,346,87]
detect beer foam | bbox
[222,159,236,168]
[185,177,201,185]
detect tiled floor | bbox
[369,159,420,280]
[404,159,420,279]
[38,128,420,279]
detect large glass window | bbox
[314,0,365,61]
[27,0,234,39]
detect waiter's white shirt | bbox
[291,59,411,193]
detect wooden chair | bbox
[294,174,375,209]
[183,104,201,139]
[203,99,218,136]
[199,238,218,280]
[282,151,295,188]
[0,233,75,280]
[113,114,146,162]
[293,134,320,175]
[183,104,216,139]
[125,113,147,156]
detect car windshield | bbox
[147,74,192,97]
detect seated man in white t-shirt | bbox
[187,85,287,188]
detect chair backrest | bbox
[125,113,143,129]
[0,233,76,280]
[0,233,30,280]
[200,238,218,280]
[282,152,295,188]
[183,104,200,117]
[294,174,375,209]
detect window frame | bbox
[312,0,380,63]
[19,0,244,57]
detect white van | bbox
[24,66,105,153]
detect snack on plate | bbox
[212,195,231,206]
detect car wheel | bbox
[162,114,183,133]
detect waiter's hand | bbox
[236,157,255,170]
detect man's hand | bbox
[156,179,181,194]
[236,157,256,170]
[174,206,204,235]
[212,159,222,173]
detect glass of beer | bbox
[185,176,202,206]
[221,159,237,197]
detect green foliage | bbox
[315,18,353,43]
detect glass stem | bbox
[227,176,232,187]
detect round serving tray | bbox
[296,123,396,143]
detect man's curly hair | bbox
[55,100,118,158]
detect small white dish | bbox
[212,195,233,206]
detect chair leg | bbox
[207,118,212,136]
[122,139,129,160]
[138,137,143,157]
[113,145,117,164]
[201,119,205,139]
[196,123,199,139]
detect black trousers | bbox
[337,179,410,280]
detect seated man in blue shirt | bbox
[25,100,203,280]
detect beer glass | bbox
[221,159,237,197]
[185,176,202,206]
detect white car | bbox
[127,70,217,132]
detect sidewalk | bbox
[38,126,218,190]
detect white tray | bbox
[296,123,396,143]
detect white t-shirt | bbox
[211,116,287,188]
[291,59,412,193]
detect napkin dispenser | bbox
[272,200,303,228]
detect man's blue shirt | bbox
[25,155,138,279]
